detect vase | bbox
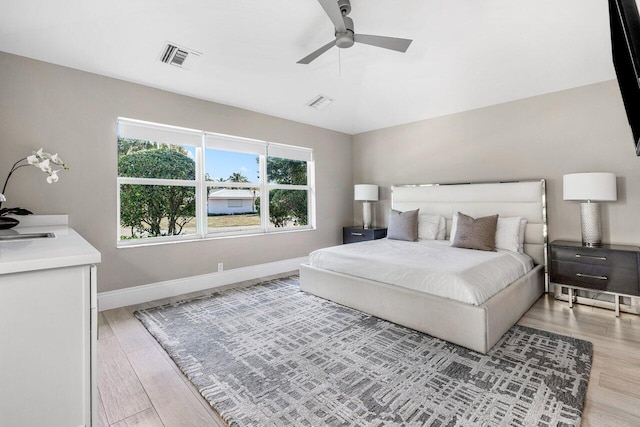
[0,217,19,229]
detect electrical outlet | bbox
[218,262,223,272]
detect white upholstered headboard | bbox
[391,180,547,267]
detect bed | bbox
[300,180,547,354]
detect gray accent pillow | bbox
[387,209,419,241]
[451,212,499,251]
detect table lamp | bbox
[563,172,617,247]
[354,184,379,229]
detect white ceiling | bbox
[0,0,615,135]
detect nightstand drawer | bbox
[551,260,639,295]
[342,227,387,244]
[344,229,374,243]
[551,246,637,269]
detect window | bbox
[117,118,315,246]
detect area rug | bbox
[135,276,592,427]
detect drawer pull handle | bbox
[350,232,364,236]
[576,273,608,280]
[575,254,607,261]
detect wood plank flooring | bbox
[98,276,640,426]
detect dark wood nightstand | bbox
[550,240,640,316]
[343,226,387,244]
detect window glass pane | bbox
[268,189,308,228]
[118,137,196,180]
[205,148,259,184]
[267,157,307,185]
[207,187,261,234]
[119,184,196,240]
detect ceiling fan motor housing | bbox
[336,16,354,48]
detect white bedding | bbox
[308,239,533,305]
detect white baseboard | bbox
[98,256,308,311]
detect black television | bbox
[610,0,640,155]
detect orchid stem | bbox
[1,157,28,209]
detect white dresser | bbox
[0,218,101,427]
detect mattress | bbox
[308,239,533,305]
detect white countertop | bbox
[0,224,101,275]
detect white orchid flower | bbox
[1,148,69,207]
[27,154,40,165]
[46,170,60,184]
[38,158,51,173]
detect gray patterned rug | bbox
[135,276,592,427]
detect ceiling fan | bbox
[297,0,413,64]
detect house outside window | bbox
[117,118,315,246]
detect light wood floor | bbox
[97,278,640,427]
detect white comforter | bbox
[308,239,533,306]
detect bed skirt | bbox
[299,263,545,354]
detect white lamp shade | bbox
[563,173,617,201]
[354,184,379,201]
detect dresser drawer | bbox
[551,246,638,269]
[551,260,639,295]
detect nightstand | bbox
[550,240,640,316]
[343,226,387,244]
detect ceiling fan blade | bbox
[354,34,413,52]
[297,40,336,64]
[317,0,346,33]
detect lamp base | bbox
[362,201,372,229]
[580,202,602,247]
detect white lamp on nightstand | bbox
[563,172,617,247]
[354,184,379,229]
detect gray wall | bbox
[353,81,640,245]
[0,52,353,292]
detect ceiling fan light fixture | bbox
[307,94,334,110]
[336,17,355,48]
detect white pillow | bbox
[449,212,459,242]
[436,216,446,240]
[418,214,446,240]
[495,217,524,253]
[518,218,528,253]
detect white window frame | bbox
[264,144,315,232]
[117,118,315,247]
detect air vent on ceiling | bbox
[159,42,202,70]
[307,94,334,110]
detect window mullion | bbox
[116,184,122,243]
[208,181,260,189]
[117,177,196,187]
[196,140,206,238]
[267,184,310,191]
[308,160,316,229]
